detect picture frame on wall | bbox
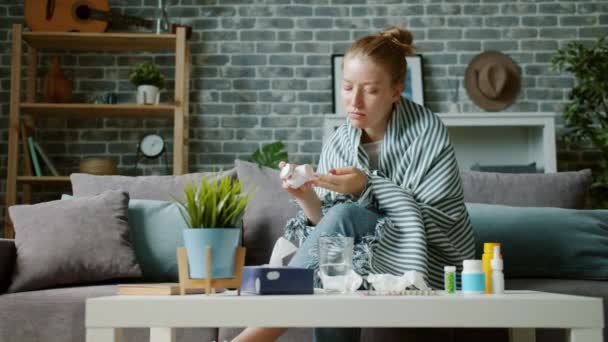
[331,54,425,115]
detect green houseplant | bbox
[175,176,252,279]
[551,36,608,208]
[129,61,165,105]
[249,141,288,170]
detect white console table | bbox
[323,112,557,173]
[86,290,602,342]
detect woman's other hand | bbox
[312,166,368,195]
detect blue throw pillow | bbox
[63,195,186,281]
[466,203,608,279]
[127,199,187,281]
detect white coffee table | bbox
[86,290,603,342]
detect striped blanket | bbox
[284,97,475,288]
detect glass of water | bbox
[318,236,354,293]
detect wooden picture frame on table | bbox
[331,54,425,116]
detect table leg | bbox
[150,327,176,342]
[509,328,536,342]
[568,328,602,342]
[86,327,122,342]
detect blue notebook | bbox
[27,137,41,176]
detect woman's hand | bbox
[312,166,368,195]
[278,161,317,201]
[279,161,322,224]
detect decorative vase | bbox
[136,85,160,105]
[43,56,72,103]
[182,228,240,279]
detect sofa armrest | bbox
[0,239,15,294]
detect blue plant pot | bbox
[182,228,241,279]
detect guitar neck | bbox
[89,9,154,29]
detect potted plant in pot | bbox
[175,175,252,279]
[551,36,608,208]
[129,61,165,105]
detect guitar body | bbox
[25,0,110,32]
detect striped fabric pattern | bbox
[314,97,476,288]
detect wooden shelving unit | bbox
[22,31,178,51]
[17,176,71,184]
[4,24,191,238]
[20,103,177,118]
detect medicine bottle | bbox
[461,260,484,294]
[482,242,500,294]
[491,245,505,294]
[444,266,456,294]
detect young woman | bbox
[234,26,476,342]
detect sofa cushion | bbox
[70,168,237,201]
[460,169,592,208]
[8,190,141,293]
[468,203,608,279]
[0,285,218,342]
[63,195,185,282]
[235,160,299,266]
[127,199,187,281]
[0,239,15,293]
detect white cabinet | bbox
[438,113,556,173]
[323,112,557,173]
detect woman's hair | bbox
[344,26,415,87]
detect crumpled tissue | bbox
[319,269,363,293]
[268,236,299,266]
[280,163,314,188]
[367,271,430,293]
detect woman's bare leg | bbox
[231,327,288,342]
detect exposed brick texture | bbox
[1,1,607,231]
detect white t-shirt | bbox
[361,140,382,170]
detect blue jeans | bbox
[288,203,380,342]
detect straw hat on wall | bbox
[464,51,521,112]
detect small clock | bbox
[134,134,170,175]
[139,134,165,158]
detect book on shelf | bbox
[33,141,59,176]
[27,137,41,176]
[19,122,34,176]
[117,283,206,295]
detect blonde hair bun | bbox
[382,26,413,45]
[381,26,414,55]
[344,26,416,86]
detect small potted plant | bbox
[129,61,165,105]
[175,175,251,279]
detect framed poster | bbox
[331,54,425,115]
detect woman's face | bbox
[341,56,403,133]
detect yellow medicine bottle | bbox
[482,242,501,294]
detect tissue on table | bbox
[241,237,314,295]
[366,271,429,293]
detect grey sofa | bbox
[0,164,604,342]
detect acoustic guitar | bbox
[25,0,154,32]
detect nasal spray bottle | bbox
[482,242,500,294]
[491,245,504,294]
